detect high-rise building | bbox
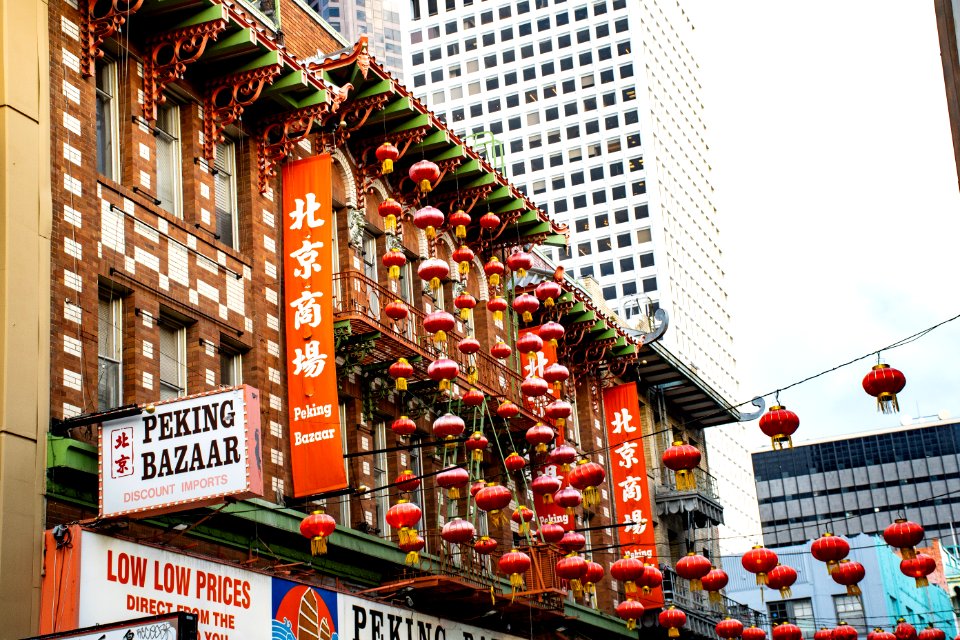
[399,0,755,551]
[308,0,406,77]
[752,417,960,547]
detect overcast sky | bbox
[685,2,960,445]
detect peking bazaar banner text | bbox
[282,154,346,496]
[603,382,664,608]
[99,386,263,519]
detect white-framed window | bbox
[155,101,182,217]
[362,230,380,317]
[214,140,238,249]
[98,297,122,410]
[159,320,186,400]
[95,58,120,180]
[219,348,242,386]
[833,595,865,633]
[373,421,389,535]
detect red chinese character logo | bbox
[115,432,130,449]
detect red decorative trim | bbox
[203,65,282,161]
[80,0,145,77]
[256,104,332,194]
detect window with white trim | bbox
[159,319,187,400]
[214,140,238,249]
[95,59,120,180]
[155,101,182,217]
[98,297,122,410]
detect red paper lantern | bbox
[418,258,449,292]
[462,388,485,408]
[811,532,850,574]
[409,159,440,192]
[816,629,834,640]
[531,473,562,501]
[384,299,409,322]
[744,628,768,640]
[436,466,469,499]
[487,340,510,361]
[512,293,540,323]
[662,440,702,490]
[543,363,570,393]
[382,247,407,280]
[701,567,729,603]
[772,624,803,640]
[385,500,422,546]
[427,358,459,391]
[553,486,582,515]
[759,404,800,449]
[391,416,417,437]
[871,630,897,640]
[640,563,663,594]
[454,292,477,321]
[504,452,526,472]
[452,244,475,275]
[918,627,946,640]
[539,320,565,347]
[611,555,644,598]
[300,510,336,556]
[458,336,480,355]
[465,430,488,461]
[441,518,475,544]
[375,142,399,174]
[896,620,918,640]
[540,523,565,544]
[389,358,414,390]
[487,296,508,322]
[395,469,420,492]
[900,553,936,588]
[399,534,424,565]
[499,549,531,594]
[659,606,687,638]
[497,399,520,419]
[413,205,444,240]
[470,480,485,497]
[511,506,535,534]
[475,483,512,524]
[535,280,562,307]
[834,623,858,640]
[449,209,471,239]
[742,545,778,585]
[479,212,500,230]
[831,559,865,596]
[516,331,544,355]
[583,561,605,594]
[676,552,712,591]
[378,198,402,233]
[521,376,549,398]
[717,618,745,639]
[568,459,605,508]
[547,444,578,472]
[558,530,586,554]
[545,399,573,427]
[767,564,798,598]
[526,423,555,452]
[556,554,588,596]
[483,257,505,287]
[506,250,533,278]
[423,310,455,346]
[432,412,465,440]
[883,519,924,559]
[474,535,498,555]
[616,599,645,631]
[863,363,906,413]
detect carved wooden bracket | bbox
[256,104,332,194]
[80,0,145,77]
[355,125,431,170]
[203,65,282,162]
[142,19,227,121]
[324,94,391,148]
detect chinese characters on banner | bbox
[282,154,346,497]
[603,382,664,608]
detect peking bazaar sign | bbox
[99,386,263,519]
[282,154,347,497]
[603,382,664,608]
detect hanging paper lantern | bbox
[900,553,936,587]
[558,530,586,554]
[522,376,550,398]
[556,554,588,596]
[744,628,768,640]
[531,473,562,502]
[458,336,480,355]
[918,626,946,640]
[758,405,800,449]
[584,562,605,595]
[536,280,562,307]
[384,299,409,322]
[376,142,399,174]
[504,452,527,472]
[470,480,485,497]
[568,459,605,508]
[540,523,565,544]
[474,535,498,555]
[545,399,573,427]
[662,441,702,491]
[539,320,565,347]
[816,629,834,640]
[766,563,798,598]
[452,244,475,275]
[475,483,513,525]
[479,212,501,230]
[512,293,540,323]
[516,331,544,357]
[811,532,850,575]
[427,358,459,391]
[717,618,746,639]
[499,549,531,595]
[490,340,511,360]
[399,534,424,565]
[640,563,664,594]
[382,247,407,281]
[432,412,465,441]
[742,545,778,586]
[436,465,469,499]
[497,399,520,419]
[611,555,645,598]
[871,630,897,640]
[395,469,420,492]
[454,292,477,321]
[391,416,417,437]
[895,620,918,640]
[385,500,421,545]
[424,310,456,346]
[658,605,687,638]
[389,358,414,391]
[511,506,535,534]
[773,624,803,640]
[483,257,505,287]
[409,159,440,192]
[413,205,444,240]
[465,431,488,461]
[543,363,570,393]
[553,486,582,515]
[299,510,336,556]
[883,519,924,559]
[863,363,906,413]
[675,552,712,592]
[441,517,475,544]
[418,258,449,292]
[378,198,402,233]
[487,296,508,322]
[462,388,485,408]
[701,567,729,604]
[548,444,578,472]
[506,250,533,279]
[831,559,865,596]
[525,423,555,453]
[449,209,471,239]
[834,623,859,640]
[616,599,645,631]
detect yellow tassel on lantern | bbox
[522,311,532,322]
[467,369,478,385]
[543,492,554,504]
[584,486,600,508]
[459,261,470,275]
[557,418,566,428]
[489,509,509,528]
[846,585,861,596]
[456,225,466,238]
[494,310,503,322]
[399,527,416,545]
[517,268,527,278]
[518,521,529,535]
[489,274,500,287]
[448,487,460,499]
[510,573,525,592]
[627,619,637,631]
[690,578,703,591]
[472,448,483,463]
[549,338,558,348]
[382,158,394,174]
[668,627,680,638]
[536,443,548,454]
[527,353,537,367]
[433,331,447,346]
[915,577,929,588]
[779,586,793,597]
[625,581,637,596]
[389,266,400,280]
[553,381,563,393]
[426,226,436,240]
[420,179,432,192]
[431,277,441,291]
[386,215,396,234]
[675,469,697,491]
[544,298,555,307]
[570,579,583,597]
[405,550,419,565]
[756,573,768,586]
[439,379,450,391]
[709,591,722,604]
[460,308,471,321]
[311,536,327,556]
[396,378,407,391]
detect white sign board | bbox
[29,613,196,640]
[99,386,263,518]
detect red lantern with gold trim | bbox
[536,280,562,307]
[413,205,444,240]
[568,459,605,508]
[454,292,477,321]
[611,555,644,598]
[556,553,588,596]
[479,212,500,230]
[474,535,498,555]
[863,363,906,413]
[526,423,555,453]
[543,363,570,393]
[584,561,605,594]
[449,209,471,239]
[884,519,924,559]
[432,412,465,440]
[506,250,533,279]
[409,159,440,192]
[545,399,573,427]
[811,532,850,574]
[701,567,729,604]
[441,517,475,544]
[521,376,549,398]
[531,473,562,502]
[418,258,449,292]
[539,320,565,347]
[834,623,859,640]
[676,552,712,591]
[772,624,803,640]
[896,620,918,640]
[465,430,488,460]
[504,452,526,472]
[499,549,531,595]
[641,563,664,594]
[382,247,406,281]
[475,483,512,525]
[918,626,946,640]
[395,469,420,492]
[300,510,336,556]
[831,559,865,596]
[384,299,409,322]
[399,534,424,565]
[487,296,508,322]
[378,197,402,233]
[424,310,455,347]
[900,553,936,588]
[388,358,414,391]
[512,293,540,323]
[385,499,421,545]
[484,257,505,287]
[497,399,520,419]
[767,563,798,598]
[558,530,586,554]
[462,388,485,408]
[540,522,565,544]
[617,600,645,631]
[391,416,416,437]
[436,465,469,499]
[511,506,534,534]
[458,335,480,355]
[490,339,511,360]
[742,545,778,586]
[427,358,459,392]
[662,440,701,491]
[816,628,834,640]
[452,244,475,276]
[375,142,399,174]
[744,628,768,640]
[659,606,687,638]
[717,618,745,639]
[553,486,582,515]
[547,444,578,472]
[759,405,800,449]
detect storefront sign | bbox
[603,382,664,608]
[99,386,263,518]
[28,613,198,640]
[281,154,346,497]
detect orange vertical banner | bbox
[603,382,664,608]
[282,154,347,497]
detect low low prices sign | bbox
[99,386,263,518]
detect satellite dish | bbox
[937,410,952,421]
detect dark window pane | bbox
[571,172,584,186]
[561,56,574,71]
[642,277,657,293]
[620,256,634,271]
[481,10,493,24]
[596,23,610,38]
[593,191,607,204]
[639,253,655,268]
[617,232,631,248]
[600,261,614,276]
[622,281,637,295]
[577,29,590,43]
[482,33,495,46]
[412,52,424,66]
[635,204,649,219]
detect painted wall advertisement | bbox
[99,386,263,519]
[602,382,665,608]
[281,154,347,497]
[40,528,523,640]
